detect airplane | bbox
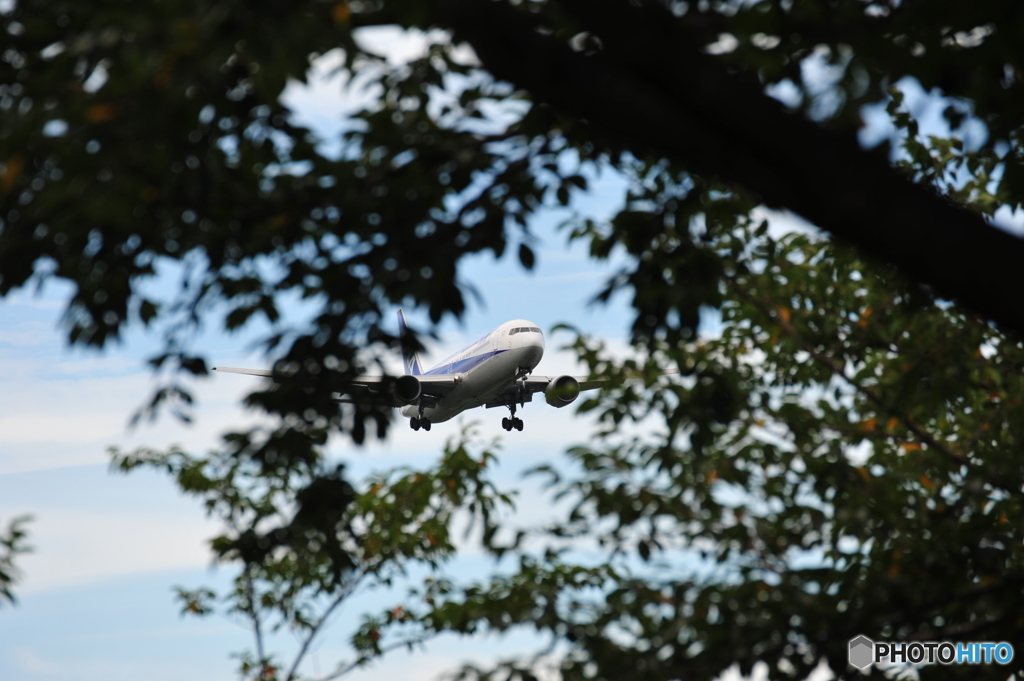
[214,309,605,432]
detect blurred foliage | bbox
[4,0,1024,680]
[354,173,1024,680]
[412,227,1024,681]
[112,426,513,680]
[0,515,31,607]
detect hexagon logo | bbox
[849,635,874,670]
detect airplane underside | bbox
[401,343,542,431]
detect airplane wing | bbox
[480,375,609,410]
[521,375,604,393]
[522,368,678,394]
[485,369,678,409]
[212,366,463,406]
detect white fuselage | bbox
[399,319,544,423]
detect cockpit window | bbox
[509,328,519,335]
[530,327,541,333]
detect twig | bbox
[318,632,441,681]
[286,570,368,681]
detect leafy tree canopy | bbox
[3,1,1024,680]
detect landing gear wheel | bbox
[422,418,432,431]
[502,400,524,432]
[410,417,421,431]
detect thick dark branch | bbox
[441,0,1024,337]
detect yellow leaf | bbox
[777,307,791,324]
[1,155,23,194]
[918,474,934,490]
[862,417,877,432]
[86,103,119,123]
[886,417,899,431]
[332,2,351,24]
[903,442,922,453]
[858,307,873,328]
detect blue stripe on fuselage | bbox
[423,349,507,375]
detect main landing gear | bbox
[410,404,431,431]
[502,416,523,431]
[501,402,523,432]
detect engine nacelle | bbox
[391,374,422,405]
[544,375,580,408]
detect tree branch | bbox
[242,565,269,679]
[441,0,1024,337]
[318,631,440,681]
[286,570,368,681]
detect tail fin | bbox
[397,308,423,375]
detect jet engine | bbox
[391,374,422,405]
[544,375,580,408]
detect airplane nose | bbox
[522,331,544,365]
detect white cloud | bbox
[0,506,218,594]
[0,321,58,348]
[9,646,62,675]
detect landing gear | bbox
[501,416,523,432]
[410,416,432,431]
[501,401,524,432]
[411,403,431,432]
